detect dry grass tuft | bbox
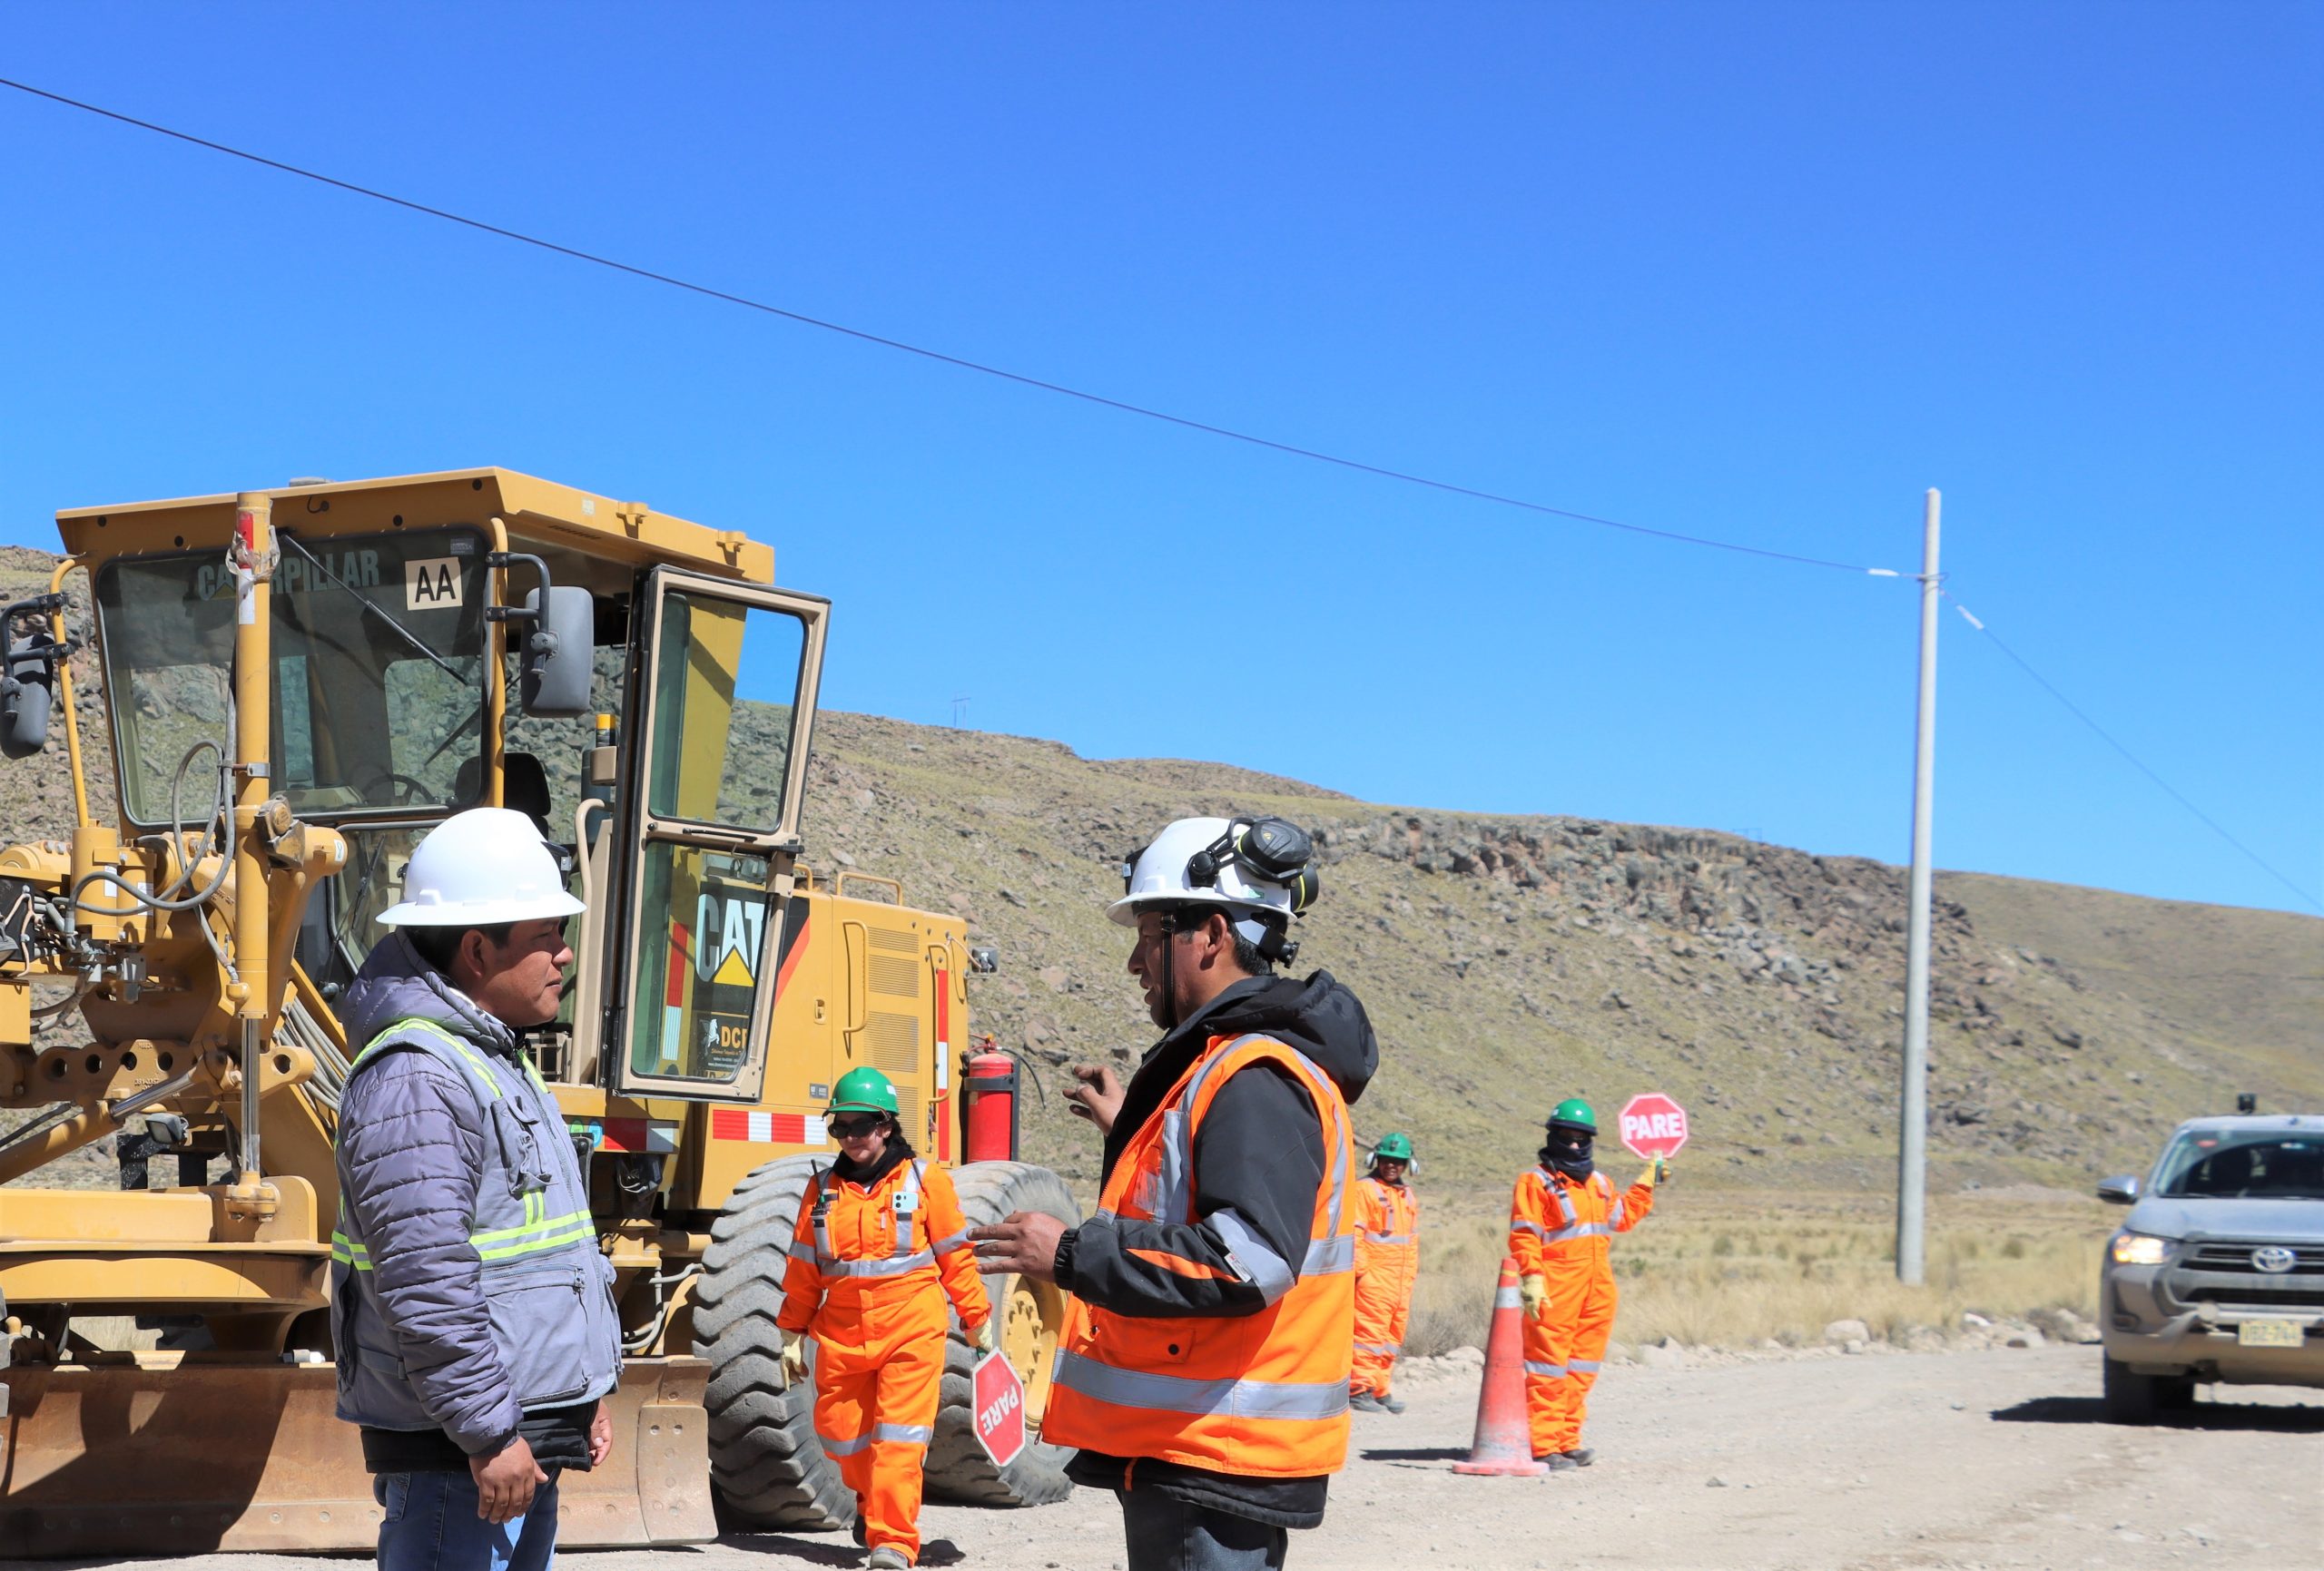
[1403,1187,2104,1357]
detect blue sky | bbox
[2,4,2317,916]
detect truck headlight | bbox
[2111,1232,2171,1266]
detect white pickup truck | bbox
[2096,1110,2323,1421]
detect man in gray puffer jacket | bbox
[331,808,620,1571]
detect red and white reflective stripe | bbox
[935,966,953,1162]
[934,968,952,1080]
[710,1108,829,1144]
[661,919,693,1064]
[599,1118,680,1154]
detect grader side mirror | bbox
[518,586,595,717]
[0,659,50,760]
[488,554,594,718]
[0,594,70,761]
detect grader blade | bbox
[0,1355,715,1556]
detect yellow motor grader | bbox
[0,469,1077,1555]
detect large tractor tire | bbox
[923,1161,1080,1507]
[694,1154,854,1532]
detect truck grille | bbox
[2163,1238,2324,1316]
[2186,1242,2324,1274]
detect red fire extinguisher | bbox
[963,1042,1019,1164]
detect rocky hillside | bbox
[800,712,2319,1193]
[0,545,2311,1199]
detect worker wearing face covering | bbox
[775,1069,993,1568]
[1505,1099,1662,1467]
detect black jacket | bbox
[1059,968,1376,1528]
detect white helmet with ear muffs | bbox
[1109,816,1319,963]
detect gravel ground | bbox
[27,1344,2319,1571]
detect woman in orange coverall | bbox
[776,1068,994,1569]
[1507,1098,1660,1468]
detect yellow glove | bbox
[1520,1274,1550,1321]
[970,1321,997,1356]
[780,1330,810,1387]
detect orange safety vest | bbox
[1507,1165,1652,1279]
[1045,1033,1358,1478]
[1354,1176,1421,1284]
[775,1156,990,1337]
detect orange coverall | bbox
[1350,1174,1421,1399]
[778,1157,990,1564]
[1508,1164,1655,1458]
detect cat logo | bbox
[696,887,766,988]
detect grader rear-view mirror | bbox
[0,595,67,761]
[0,658,51,760]
[487,552,596,717]
[517,584,595,716]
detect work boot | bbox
[866,1549,911,1570]
[1540,1451,1580,1471]
[852,1519,868,1548]
[1561,1447,1595,1467]
[1348,1389,1387,1413]
[1379,1393,1407,1415]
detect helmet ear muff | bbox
[1184,819,1321,911]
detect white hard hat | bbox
[377,807,586,928]
[1108,816,1318,955]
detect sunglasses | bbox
[829,1114,888,1139]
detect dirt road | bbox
[54,1345,2320,1571]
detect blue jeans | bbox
[1117,1488,1288,1571]
[373,1470,559,1571]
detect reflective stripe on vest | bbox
[1354,1340,1401,1357]
[1046,1032,1357,1478]
[812,1161,934,1277]
[333,1018,590,1271]
[1525,1360,1569,1380]
[1052,1349,1350,1422]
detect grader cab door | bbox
[606,568,827,1104]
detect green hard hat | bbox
[1547,1098,1598,1134]
[830,1066,900,1117]
[1372,1133,1414,1162]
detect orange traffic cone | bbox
[1452,1256,1548,1476]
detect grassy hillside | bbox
[797,711,2319,1195]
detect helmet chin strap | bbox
[1158,909,1182,1030]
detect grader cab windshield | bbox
[94,526,491,823]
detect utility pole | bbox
[1897,488,1940,1285]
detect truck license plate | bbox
[2237,1319,2304,1347]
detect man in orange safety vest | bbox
[972,815,1378,1571]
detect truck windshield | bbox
[94,528,491,824]
[2154,1132,2324,1200]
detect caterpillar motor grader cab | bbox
[0,469,1078,1556]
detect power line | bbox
[0,74,1896,577]
[1946,593,2322,915]
[11,77,2306,915]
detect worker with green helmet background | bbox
[771,1065,994,1568]
[1349,1133,1423,1413]
[1506,1097,1664,1465]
